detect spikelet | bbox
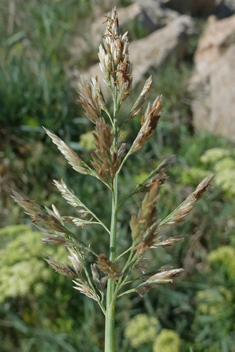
[11,190,66,234]
[67,247,83,276]
[43,128,91,175]
[135,268,184,296]
[159,176,215,228]
[135,156,174,194]
[45,255,77,278]
[77,75,106,124]
[128,76,153,121]
[91,118,125,182]
[53,179,83,208]
[130,96,162,154]
[97,254,122,280]
[130,179,160,242]
[73,280,99,301]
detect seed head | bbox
[130,180,160,242]
[128,76,153,120]
[43,127,91,175]
[135,268,184,296]
[99,7,133,100]
[159,175,215,227]
[77,75,106,123]
[91,118,125,181]
[130,96,162,154]
[45,255,76,278]
[73,280,99,301]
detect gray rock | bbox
[190,15,235,140]
[129,14,196,86]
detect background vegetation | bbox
[1,1,235,351]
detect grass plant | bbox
[12,8,214,352]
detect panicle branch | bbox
[132,176,215,258]
[53,178,110,234]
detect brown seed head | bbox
[77,75,106,124]
[130,180,160,243]
[128,76,153,120]
[130,96,162,154]
[99,8,132,100]
[43,128,90,175]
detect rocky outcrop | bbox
[128,15,196,86]
[191,15,235,140]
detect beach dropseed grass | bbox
[12,8,214,352]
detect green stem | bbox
[115,245,134,261]
[105,174,118,352]
[117,148,132,175]
[105,85,119,352]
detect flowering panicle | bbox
[77,75,106,124]
[99,8,133,102]
[12,8,215,346]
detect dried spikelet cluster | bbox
[12,8,214,345]
[99,11,132,101]
[91,118,125,182]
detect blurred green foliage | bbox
[1,1,235,351]
[153,329,181,352]
[125,314,159,348]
